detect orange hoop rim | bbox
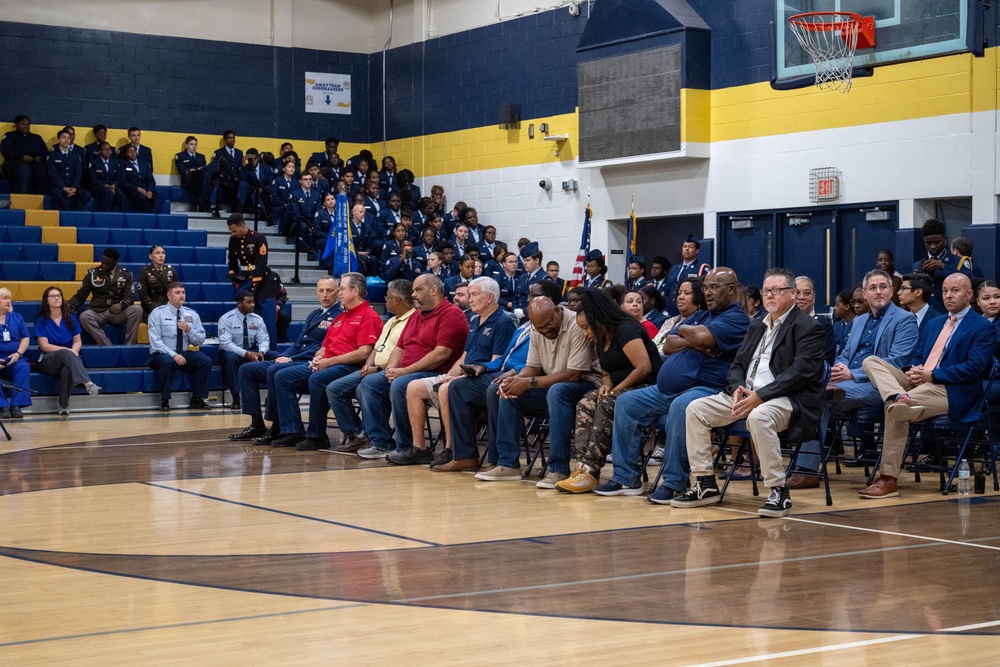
[788,11,863,32]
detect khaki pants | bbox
[686,391,793,489]
[861,356,949,478]
[79,305,142,346]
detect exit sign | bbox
[809,167,841,203]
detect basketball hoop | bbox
[788,12,876,93]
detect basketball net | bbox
[789,13,875,93]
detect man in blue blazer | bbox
[47,128,92,211]
[860,273,996,498]
[787,270,919,488]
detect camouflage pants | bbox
[574,384,651,471]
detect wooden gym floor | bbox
[1,410,999,665]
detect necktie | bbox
[242,316,250,351]
[924,315,957,369]
[133,161,140,175]
[228,148,234,158]
[175,309,185,353]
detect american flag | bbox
[569,204,592,287]
[625,201,636,283]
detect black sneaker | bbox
[189,398,212,410]
[230,395,242,411]
[758,486,792,518]
[670,477,721,508]
[272,432,305,448]
[160,399,170,412]
[9,406,24,418]
[230,426,267,441]
[430,448,452,468]
[386,447,434,465]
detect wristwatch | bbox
[529,377,538,389]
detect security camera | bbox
[568,2,580,16]
[539,178,552,191]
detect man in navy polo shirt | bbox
[392,276,516,466]
[600,267,750,498]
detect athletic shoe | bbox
[555,466,599,493]
[593,480,643,496]
[357,446,390,460]
[536,471,569,489]
[647,485,686,505]
[670,477,721,507]
[758,486,792,518]
[86,383,101,397]
[474,466,523,481]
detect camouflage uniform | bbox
[67,263,142,345]
[573,384,652,471]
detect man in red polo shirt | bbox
[354,273,469,461]
[271,272,384,450]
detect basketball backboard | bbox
[773,0,978,89]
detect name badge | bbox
[376,344,386,352]
[2,330,9,342]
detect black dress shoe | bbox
[189,398,212,410]
[296,437,330,451]
[0,408,11,419]
[252,426,279,445]
[272,432,305,448]
[9,406,23,419]
[230,395,242,411]
[387,446,434,465]
[230,425,267,441]
[160,399,171,411]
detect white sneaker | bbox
[475,466,523,481]
[58,407,71,416]
[536,471,569,489]
[86,384,101,397]
[357,446,390,460]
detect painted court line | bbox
[717,507,1000,551]
[681,619,1000,666]
[142,481,441,547]
[0,602,368,648]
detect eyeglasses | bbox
[703,282,735,291]
[762,287,793,296]
[897,286,914,292]
[865,284,893,293]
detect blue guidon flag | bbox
[323,192,358,276]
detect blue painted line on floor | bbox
[0,602,368,647]
[140,481,441,547]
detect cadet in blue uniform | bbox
[913,218,974,313]
[47,128,92,211]
[146,282,213,411]
[83,124,108,167]
[241,148,273,220]
[217,290,276,410]
[118,127,153,165]
[174,136,210,212]
[270,160,300,232]
[664,236,713,317]
[227,213,280,345]
[121,144,163,213]
[308,137,340,170]
[582,249,613,289]
[288,172,321,256]
[514,241,549,308]
[1,115,48,194]
[625,255,649,292]
[86,141,125,212]
[209,130,245,217]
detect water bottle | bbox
[957,459,971,495]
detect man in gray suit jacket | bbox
[787,269,920,487]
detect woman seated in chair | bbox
[0,286,32,419]
[34,286,101,416]
[557,288,663,493]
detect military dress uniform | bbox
[174,150,210,210]
[67,264,143,345]
[137,263,179,320]
[228,230,280,344]
[47,147,92,211]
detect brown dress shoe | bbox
[785,473,820,490]
[859,475,899,499]
[432,458,481,473]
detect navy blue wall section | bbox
[372,10,586,142]
[0,21,369,142]
[1,3,784,144]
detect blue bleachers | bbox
[2,226,41,242]
[177,264,217,282]
[91,212,125,228]
[0,209,27,226]
[1,243,59,261]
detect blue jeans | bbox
[609,385,675,488]
[327,370,364,438]
[390,371,437,452]
[448,372,502,461]
[494,381,594,474]
[274,362,357,436]
[646,387,716,490]
[355,371,394,452]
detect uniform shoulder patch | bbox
[259,245,267,256]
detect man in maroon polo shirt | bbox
[354,274,469,461]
